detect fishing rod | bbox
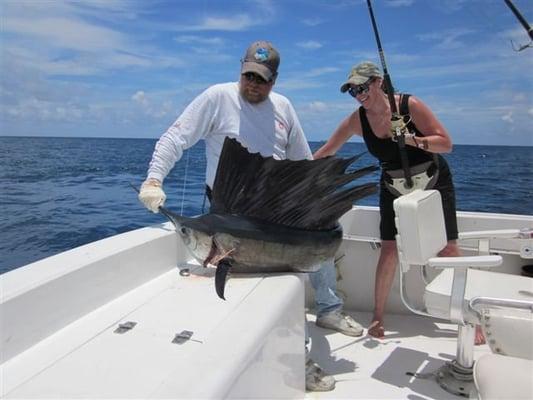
[366,0,413,188]
[504,0,532,51]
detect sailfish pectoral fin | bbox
[215,259,232,300]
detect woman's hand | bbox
[408,96,453,153]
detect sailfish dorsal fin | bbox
[210,137,377,230]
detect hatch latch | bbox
[172,330,203,344]
[114,321,137,334]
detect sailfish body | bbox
[159,137,378,299]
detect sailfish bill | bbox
[156,137,378,299]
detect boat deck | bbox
[3,208,531,399]
[2,263,493,399]
[2,266,305,399]
[306,310,491,399]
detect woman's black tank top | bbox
[360,94,433,170]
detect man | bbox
[138,40,363,392]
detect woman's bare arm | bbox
[406,96,453,153]
[314,112,361,159]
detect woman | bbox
[314,61,484,344]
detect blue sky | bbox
[1,0,531,146]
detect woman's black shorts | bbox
[379,157,459,241]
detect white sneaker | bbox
[316,310,364,337]
[305,358,335,392]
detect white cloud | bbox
[296,99,353,117]
[132,91,148,106]
[512,93,528,102]
[3,96,85,122]
[501,111,514,123]
[130,90,175,119]
[276,67,339,91]
[417,28,475,50]
[305,67,340,77]
[308,101,329,112]
[176,14,254,32]
[174,35,225,45]
[3,17,127,52]
[296,41,323,50]
[172,0,277,32]
[1,11,170,77]
[385,0,415,7]
[301,18,325,27]
[276,79,323,91]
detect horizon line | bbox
[0,135,531,148]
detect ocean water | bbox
[1,136,531,274]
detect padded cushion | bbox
[393,190,447,265]
[479,304,533,359]
[474,353,533,400]
[425,269,533,322]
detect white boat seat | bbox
[425,268,533,323]
[470,296,533,361]
[480,304,533,359]
[393,189,533,397]
[474,353,533,400]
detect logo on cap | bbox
[254,48,269,62]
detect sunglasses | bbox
[242,72,270,85]
[347,78,375,98]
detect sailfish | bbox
[153,137,378,299]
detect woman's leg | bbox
[369,240,398,338]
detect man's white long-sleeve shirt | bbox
[147,82,312,188]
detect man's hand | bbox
[139,178,166,213]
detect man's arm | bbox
[147,90,216,183]
[140,88,216,212]
[285,102,313,160]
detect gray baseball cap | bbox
[340,61,383,92]
[241,41,280,82]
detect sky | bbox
[1,0,532,146]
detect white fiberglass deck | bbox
[305,310,492,400]
[2,261,493,400]
[2,269,492,400]
[1,267,305,399]
[2,206,531,399]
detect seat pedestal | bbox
[431,323,476,397]
[436,360,475,398]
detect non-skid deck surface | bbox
[305,311,491,400]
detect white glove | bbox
[139,179,166,213]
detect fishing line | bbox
[201,188,207,214]
[180,148,191,216]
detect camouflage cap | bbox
[340,61,383,92]
[241,41,280,82]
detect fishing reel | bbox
[390,113,414,142]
